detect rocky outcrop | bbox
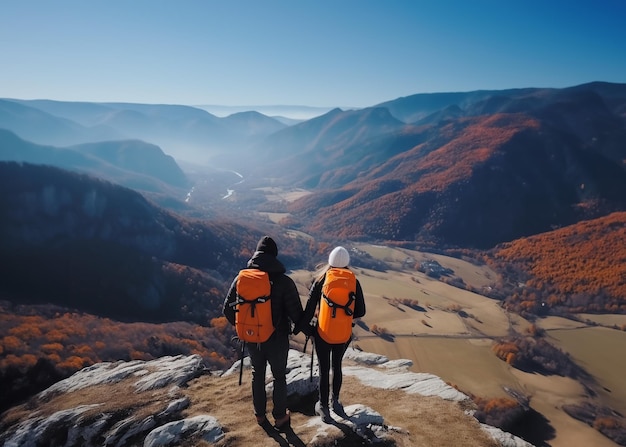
[1,355,211,447]
[0,350,534,447]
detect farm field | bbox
[290,243,625,447]
[253,186,311,202]
[548,327,626,416]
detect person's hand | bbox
[301,322,315,337]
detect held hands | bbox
[301,322,315,337]
[303,316,317,337]
[294,318,316,337]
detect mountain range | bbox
[272,83,626,248]
[0,99,288,164]
[2,81,625,288]
[4,82,625,251]
[1,82,626,440]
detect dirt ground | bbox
[184,364,499,447]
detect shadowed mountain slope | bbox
[0,161,259,323]
[235,107,407,186]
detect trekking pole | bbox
[238,340,245,386]
[309,336,315,383]
[308,317,317,382]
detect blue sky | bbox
[1,0,625,108]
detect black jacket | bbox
[223,250,303,338]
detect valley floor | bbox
[290,244,626,447]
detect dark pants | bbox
[314,332,350,406]
[247,332,289,419]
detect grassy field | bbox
[290,243,625,447]
[253,186,311,203]
[548,327,626,415]
[356,336,516,398]
[575,313,626,328]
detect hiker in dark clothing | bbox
[300,246,366,423]
[223,236,304,431]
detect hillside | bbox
[283,85,626,248]
[0,302,235,413]
[490,212,626,316]
[0,161,261,322]
[0,161,315,412]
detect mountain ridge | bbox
[0,129,190,200]
[281,85,626,248]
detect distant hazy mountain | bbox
[195,104,337,120]
[72,139,189,189]
[0,99,122,146]
[0,129,189,197]
[235,107,406,185]
[374,88,541,123]
[2,99,288,164]
[219,110,288,137]
[375,81,626,125]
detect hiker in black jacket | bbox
[300,246,366,423]
[223,236,304,431]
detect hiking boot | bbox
[315,401,332,423]
[274,410,290,432]
[332,398,348,418]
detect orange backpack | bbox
[234,269,274,343]
[317,268,356,344]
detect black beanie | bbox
[256,236,278,257]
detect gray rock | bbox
[3,404,101,447]
[481,424,535,447]
[343,347,389,364]
[342,365,469,401]
[1,356,206,447]
[40,355,203,398]
[143,415,224,447]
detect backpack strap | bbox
[321,292,355,318]
[230,294,271,317]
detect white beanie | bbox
[328,246,350,268]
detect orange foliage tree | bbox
[491,212,626,316]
